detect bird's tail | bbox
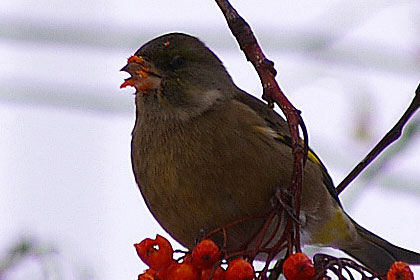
[342,219,420,275]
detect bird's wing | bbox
[233,90,341,205]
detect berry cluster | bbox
[135,235,254,280]
[134,235,414,280]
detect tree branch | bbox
[337,81,420,194]
[214,0,308,254]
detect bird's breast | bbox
[131,103,283,248]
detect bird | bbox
[121,32,420,275]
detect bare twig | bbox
[337,82,420,194]
[214,0,308,255]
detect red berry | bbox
[192,239,221,269]
[225,258,254,280]
[283,253,314,280]
[166,262,200,280]
[387,262,414,280]
[201,266,225,280]
[138,268,156,280]
[134,234,174,271]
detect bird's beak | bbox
[120,55,162,94]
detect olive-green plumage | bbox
[123,32,420,275]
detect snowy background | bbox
[1,0,420,279]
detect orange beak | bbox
[120,55,161,94]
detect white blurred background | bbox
[1,0,420,279]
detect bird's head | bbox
[121,33,236,120]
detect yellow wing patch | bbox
[253,125,322,167]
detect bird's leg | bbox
[271,187,300,225]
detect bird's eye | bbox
[169,55,185,69]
